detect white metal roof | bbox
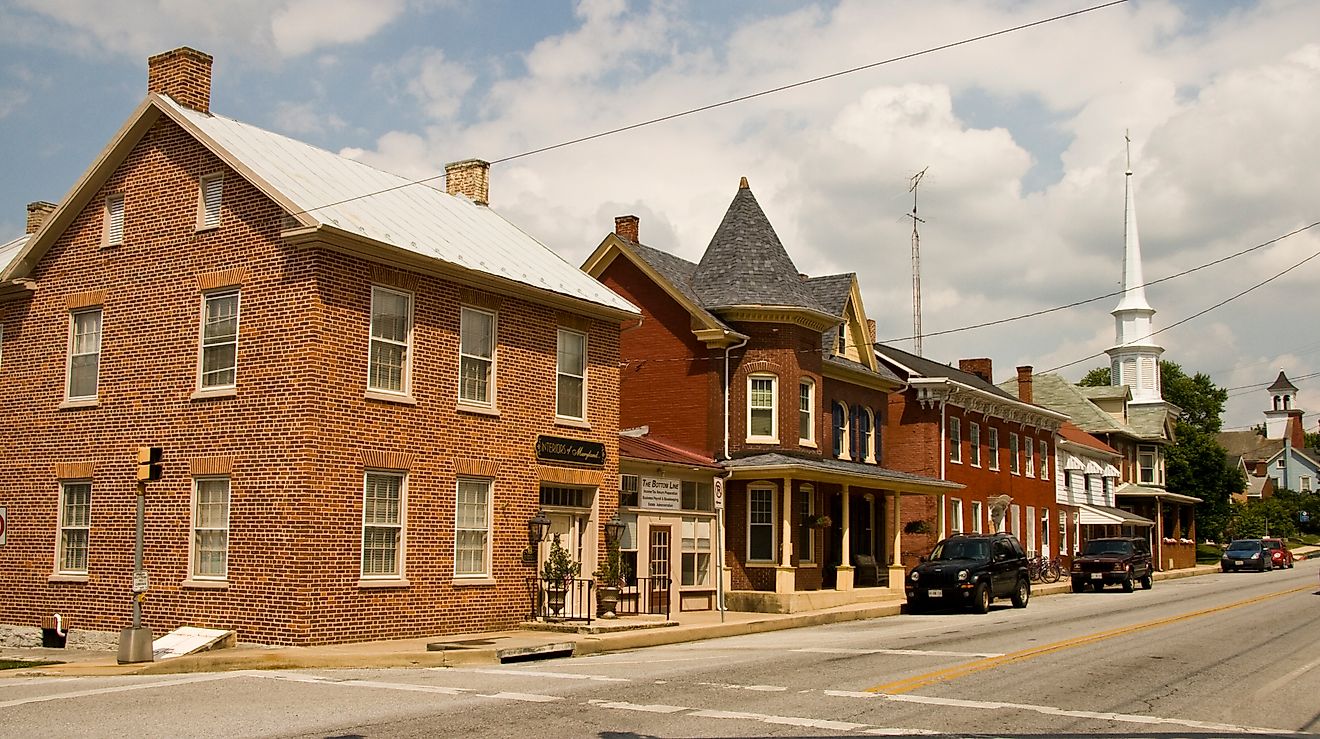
[163,97,636,316]
[0,234,28,275]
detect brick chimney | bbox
[1016,365,1034,404]
[958,358,993,384]
[614,215,639,243]
[147,47,213,113]
[26,201,56,234]
[445,159,490,205]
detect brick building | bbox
[875,350,1069,565]
[0,48,638,646]
[584,179,957,612]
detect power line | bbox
[285,0,1130,220]
[1041,244,1320,374]
[881,219,1320,343]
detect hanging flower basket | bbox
[810,514,833,529]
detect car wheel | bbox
[1011,578,1030,608]
[971,582,990,614]
[1071,578,1086,593]
[1122,576,1134,593]
[1140,573,1153,590]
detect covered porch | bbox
[719,454,961,614]
[1115,484,1201,571]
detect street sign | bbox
[131,571,150,593]
[0,506,6,545]
[713,477,725,510]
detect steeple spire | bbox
[1105,132,1164,405]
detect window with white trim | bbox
[832,402,848,459]
[104,194,124,246]
[681,480,713,512]
[747,374,777,442]
[1276,458,1286,469]
[66,308,102,400]
[361,472,404,578]
[798,379,814,444]
[747,485,776,562]
[459,307,496,405]
[556,328,586,419]
[1039,440,1050,480]
[455,478,491,577]
[971,500,983,534]
[1009,433,1020,474]
[1025,436,1035,477]
[969,423,981,467]
[620,474,639,507]
[948,417,962,463]
[1302,476,1312,492]
[1139,447,1157,484]
[368,287,411,394]
[58,482,91,574]
[864,408,878,462]
[199,290,239,389]
[951,497,964,534]
[988,427,1000,471]
[681,517,712,586]
[192,477,230,579]
[198,173,223,230]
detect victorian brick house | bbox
[875,352,1068,565]
[584,179,958,612]
[0,48,639,646]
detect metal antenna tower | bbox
[906,167,929,356]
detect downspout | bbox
[938,398,947,538]
[723,335,749,460]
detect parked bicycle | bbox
[1027,555,1063,583]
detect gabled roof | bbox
[4,94,637,319]
[804,273,855,315]
[1059,422,1121,457]
[621,241,733,334]
[1128,404,1174,441]
[1015,374,1130,436]
[691,181,827,313]
[1079,385,1131,402]
[877,343,1021,404]
[1218,430,1282,462]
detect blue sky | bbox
[3,0,1319,432]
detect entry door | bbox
[544,512,589,617]
[649,526,671,613]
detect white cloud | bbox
[270,0,405,58]
[273,101,347,136]
[396,49,475,121]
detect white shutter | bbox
[106,196,124,245]
[201,175,223,229]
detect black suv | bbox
[1069,537,1153,592]
[905,533,1031,614]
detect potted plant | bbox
[541,534,580,617]
[593,541,630,619]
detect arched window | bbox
[857,408,872,463]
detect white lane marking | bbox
[259,674,560,703]
[0,672,242,709]
[581,656,723,665]
[796,647,1004,658]
[482,691,559,703]
[689,708,871,732]
[1254,654,1320,699]
[434,667,628,682]
[823,689,1298,735]
[586,698,687,713]
[698,681,787,692]
[0,676,79,688]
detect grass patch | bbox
[0,659,61,670]
[1196,543,1222,564]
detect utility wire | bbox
[880,220,1320,343]
[285,0,1130,219]
[1041,244,1320,374]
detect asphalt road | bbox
[2,562,1318,738]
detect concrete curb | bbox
[5,561,1245,677]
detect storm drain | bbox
[496,642,576,663]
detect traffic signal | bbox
[136,446,163,482]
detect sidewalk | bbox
[0,560,1267,678]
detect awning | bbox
[1084,459,1103,475]
[721,452,962,495]
[1078,503,1155,527]
[1063,454,1084,471]
[1102,464,1120,478]
[1114,483,1202,504]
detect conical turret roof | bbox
[691,178,827,312]
[1268,370,1298,393]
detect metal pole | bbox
[133,482,144,629]
[117,480,152,664]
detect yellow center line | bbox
[868,584,1314,695]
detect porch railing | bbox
[616,577,672,620]
[527,576,594,624]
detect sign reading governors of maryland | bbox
[535,435,606,467]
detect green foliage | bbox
[1226,498,1299,539]
[592,540,630,587]
[1306,431,1320,449]
[1168,423,1243,542]
[541,534,580,585]
[1078,360,1228,434]
[1079,367,1110,387]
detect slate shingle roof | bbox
[1007,374,1130,435]
[1268,370,1298,393]
[876,343,1022,404]
[804,273,855,315]
[691,183,827,312]
[623,241,733,333]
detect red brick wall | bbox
[724,323,823,458]
[0,115,622,645]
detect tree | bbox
[1079,360,1240,540]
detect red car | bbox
[1262,538,1294,569]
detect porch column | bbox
[886,491,905,589]
[935,494,946,538]
[1155,498,1165,571]
[836,485,854,591]
[776,478,795,593]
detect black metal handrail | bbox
[616,577,672,620]
[527,576,594,624]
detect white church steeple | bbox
[1105,133,1165,405]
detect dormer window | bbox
[836,324,846,353]
[198,173,223,230]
